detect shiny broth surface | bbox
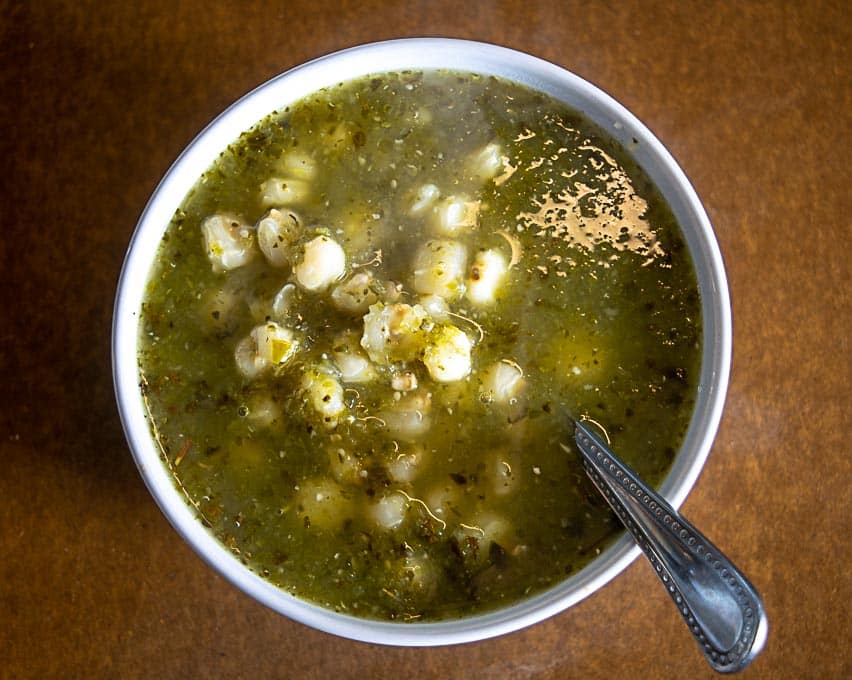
[138,71,701,620]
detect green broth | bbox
[139,71,702,621]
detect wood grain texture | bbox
[1,1,849,678]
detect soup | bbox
[138,70,701,621]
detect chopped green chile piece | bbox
[138,70,702,622]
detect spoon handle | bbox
[573,421,768,674]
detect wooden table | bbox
[2,2,848,677]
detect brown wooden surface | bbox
[1,1,849,678]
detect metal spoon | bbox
[572,420,768,674]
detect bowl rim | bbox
[112,37,731,646]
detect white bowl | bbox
[112,38,731,646]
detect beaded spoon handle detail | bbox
[573,421,768,674]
